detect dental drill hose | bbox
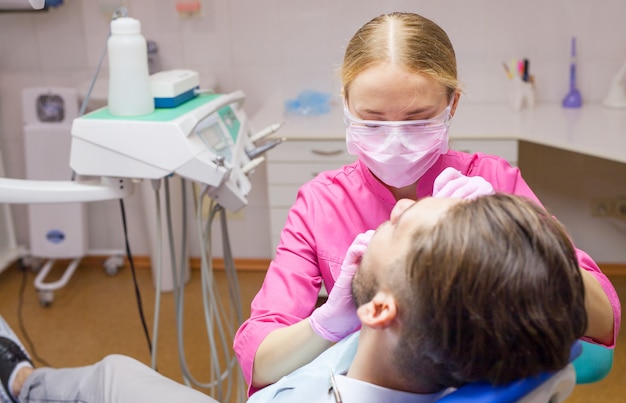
[150,178,162,371]
[143,175,239,399]
[161,182,244,402]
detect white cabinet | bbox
[266,139,355,254]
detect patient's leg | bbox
[20,354,218,403]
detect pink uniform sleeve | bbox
[576,249,621,348]
[233,184,327,396]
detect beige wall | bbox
[1,0,625,261]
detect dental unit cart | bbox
[1,88,282,402]
[70,89,281,401]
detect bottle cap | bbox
[111,17,141,34]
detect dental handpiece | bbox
[250,122,284,144]
[245,138,285,160]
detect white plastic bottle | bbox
[107,17,154,117]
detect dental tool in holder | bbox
[602,58,626,109]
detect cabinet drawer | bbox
[449,139,518,165]
[266,139,356,256]
[268,140,354,163]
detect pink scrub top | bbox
[234,150,621,395]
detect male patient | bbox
[0,194,588,402]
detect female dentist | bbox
[234,12,620,395]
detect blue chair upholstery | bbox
[572,340,614,384]
[437,341,583,402]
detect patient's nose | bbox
[390,199,415,224]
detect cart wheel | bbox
[22,256,43,273]
[38,290,54,307]
[103,255,124,276]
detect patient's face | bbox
[352,197,461,305]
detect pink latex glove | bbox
[433,167,495,199]
[309,230,375,342]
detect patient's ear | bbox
[357,291,397,329]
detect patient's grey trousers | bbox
[18,354,220,403]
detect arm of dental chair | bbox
[437,341,583,402]
[0,177,133,203]
[573,340,614,384]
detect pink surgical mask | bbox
[344,100,453,188]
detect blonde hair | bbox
[341,12,459,101]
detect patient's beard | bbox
[351,268,378,308]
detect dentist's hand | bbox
[309,230,375,342]
[433,167,495,199]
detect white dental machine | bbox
[70,89,280,211]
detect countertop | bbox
[252,100,626,164]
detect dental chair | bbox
[573,340,614,384]
[438,340,614,402]
[249,330,613,402]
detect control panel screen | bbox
[195,113,233,163]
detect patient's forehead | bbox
[393,197,462,231]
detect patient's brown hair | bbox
[393,193,587,388]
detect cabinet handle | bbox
[311,149,343,156]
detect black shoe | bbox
[0,337,33,403]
